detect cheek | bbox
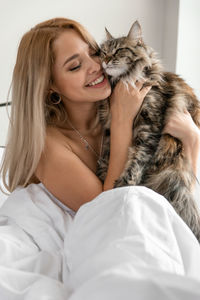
[55,73,83,93]
[59,75,87,101]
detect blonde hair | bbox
[0,18,99,194]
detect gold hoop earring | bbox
[49,90,62,105]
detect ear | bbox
[49,84,59,94]
[127,20,142,42]
[105,27,113,40]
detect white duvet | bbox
[0,183,200,299]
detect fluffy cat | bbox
[96,21,200,242]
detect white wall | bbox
[176,0,200,99]
[162,0,179,72]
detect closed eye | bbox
[115,47,136,56]
[100,49,107,56]
[69,49,100,71]
[69,65,81,71]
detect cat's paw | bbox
[96,158,108,182]
[114,176,139,188]
[114,177,130,188]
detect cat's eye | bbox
[100,50,107,56]
[115,47,136,57]
[115,48,125,54]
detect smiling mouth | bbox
[86,74,105,87]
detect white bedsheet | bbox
[0,183,72,299]
[0,184,200,299]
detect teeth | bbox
[88,75,104,86]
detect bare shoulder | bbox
[35,126,102,212]
[45,126,72,150]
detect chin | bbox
[100,87,112,99]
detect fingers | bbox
[135,80,152,93]
[140,85,152,97]
[113,79,151,102]
[115,79,151,93]
[135,80,144,90]
[162,109,197,140]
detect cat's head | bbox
[100,21,162,86]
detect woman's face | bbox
[51,29,111,103]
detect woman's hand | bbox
[110,80,151,125]
[163,110,200,147]
[163,109,200,175]
[104,80,151,190]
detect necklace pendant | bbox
[67,119,103,158]
[83,140,89,150]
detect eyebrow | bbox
[62,54,80,67]
[62,44,96,67]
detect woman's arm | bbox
[36,81,150,211]
[163,110,200,176]
[35,134,103,211]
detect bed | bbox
[0,169,200,299]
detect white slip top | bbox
[39,183,76,217]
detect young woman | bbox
[0,18,200,299]
[1,18,200,213]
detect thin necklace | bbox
[67,119,104,159]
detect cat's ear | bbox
[127,20,142,43]
[105,27,113,40]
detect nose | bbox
[87,56,101,74]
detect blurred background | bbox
[0,0,199,198]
